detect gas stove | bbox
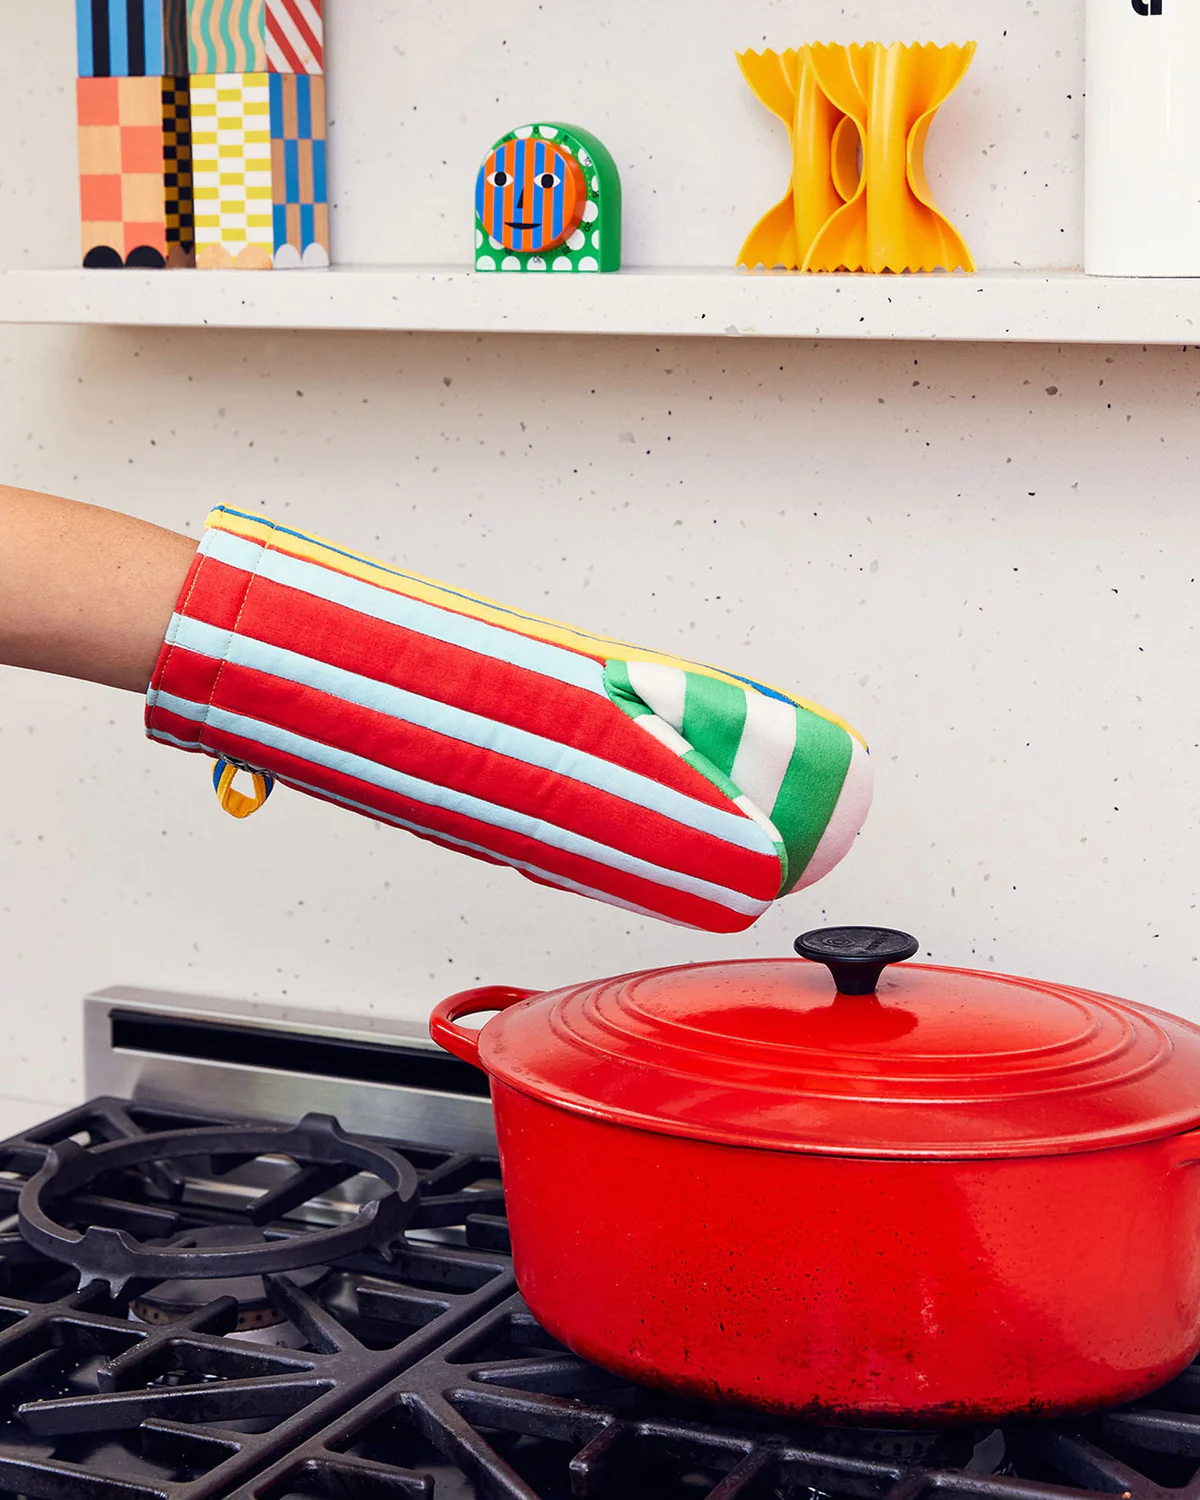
[0,987,1196,1500]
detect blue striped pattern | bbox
[76,0,180,76]
[148,688,206,725]
[147,704,686,921]
[515,138,531,252]
[146,691,770,918]
[550,140,565,242]
[153,617,776,855]
[268,73,326,253]
[201,527,608,697]
[279,772,692,926]
[143,0,162,73]
[108,0,129,73]
[478,152,504,244]
[510,138,523,250]
[475,134,574,254]
[77,0,94,74]
[145,507,872,931]
[209,507,808,712]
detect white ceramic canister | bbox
[1086,0,1200,275]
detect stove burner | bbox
[129,1227,330,1340]
[6,1094,1200,1500]
[815,1423,1009,1471]
[248,1297,1183,1500]
[16,1112,420,1293]
[816,1427,958,1462]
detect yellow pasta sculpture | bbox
[737,42,976,274]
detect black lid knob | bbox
[794,927,920,996]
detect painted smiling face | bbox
[476,137,588,254]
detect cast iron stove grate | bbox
[0,1097,514,1500]
[224,1294,1200,1500]
[1,1103,1200,1500]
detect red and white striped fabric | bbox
[146,509,872,933]
[266,0,323,73]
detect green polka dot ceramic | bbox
[473,123,622,274]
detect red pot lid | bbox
[477,927,1200,1159]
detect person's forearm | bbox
[0,485,197,694]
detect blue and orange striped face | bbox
[475,138,587,253]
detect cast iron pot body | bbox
[430,932,1200,1425]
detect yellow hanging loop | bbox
[212,759,276,820]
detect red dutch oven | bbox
[429,927,1200,1425]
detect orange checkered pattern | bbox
[162,79,194,258]
[76,75,194,267]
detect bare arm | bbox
[0,485,197,693]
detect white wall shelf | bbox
[0,267,1194,344]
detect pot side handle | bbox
[1166,1125,1200,1169]
[429,986,539,1068]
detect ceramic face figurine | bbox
[474,123,621,272]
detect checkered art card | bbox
[74,1,327,270]
[76,74,194,267]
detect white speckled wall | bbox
[1,4,1197,1120]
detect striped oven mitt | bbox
[146,509,873,933]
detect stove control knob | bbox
[794,927,920,996]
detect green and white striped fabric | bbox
[605,659,872,897]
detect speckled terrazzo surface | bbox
[0,4,1197,1118]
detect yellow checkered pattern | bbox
[190,73,272,255]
